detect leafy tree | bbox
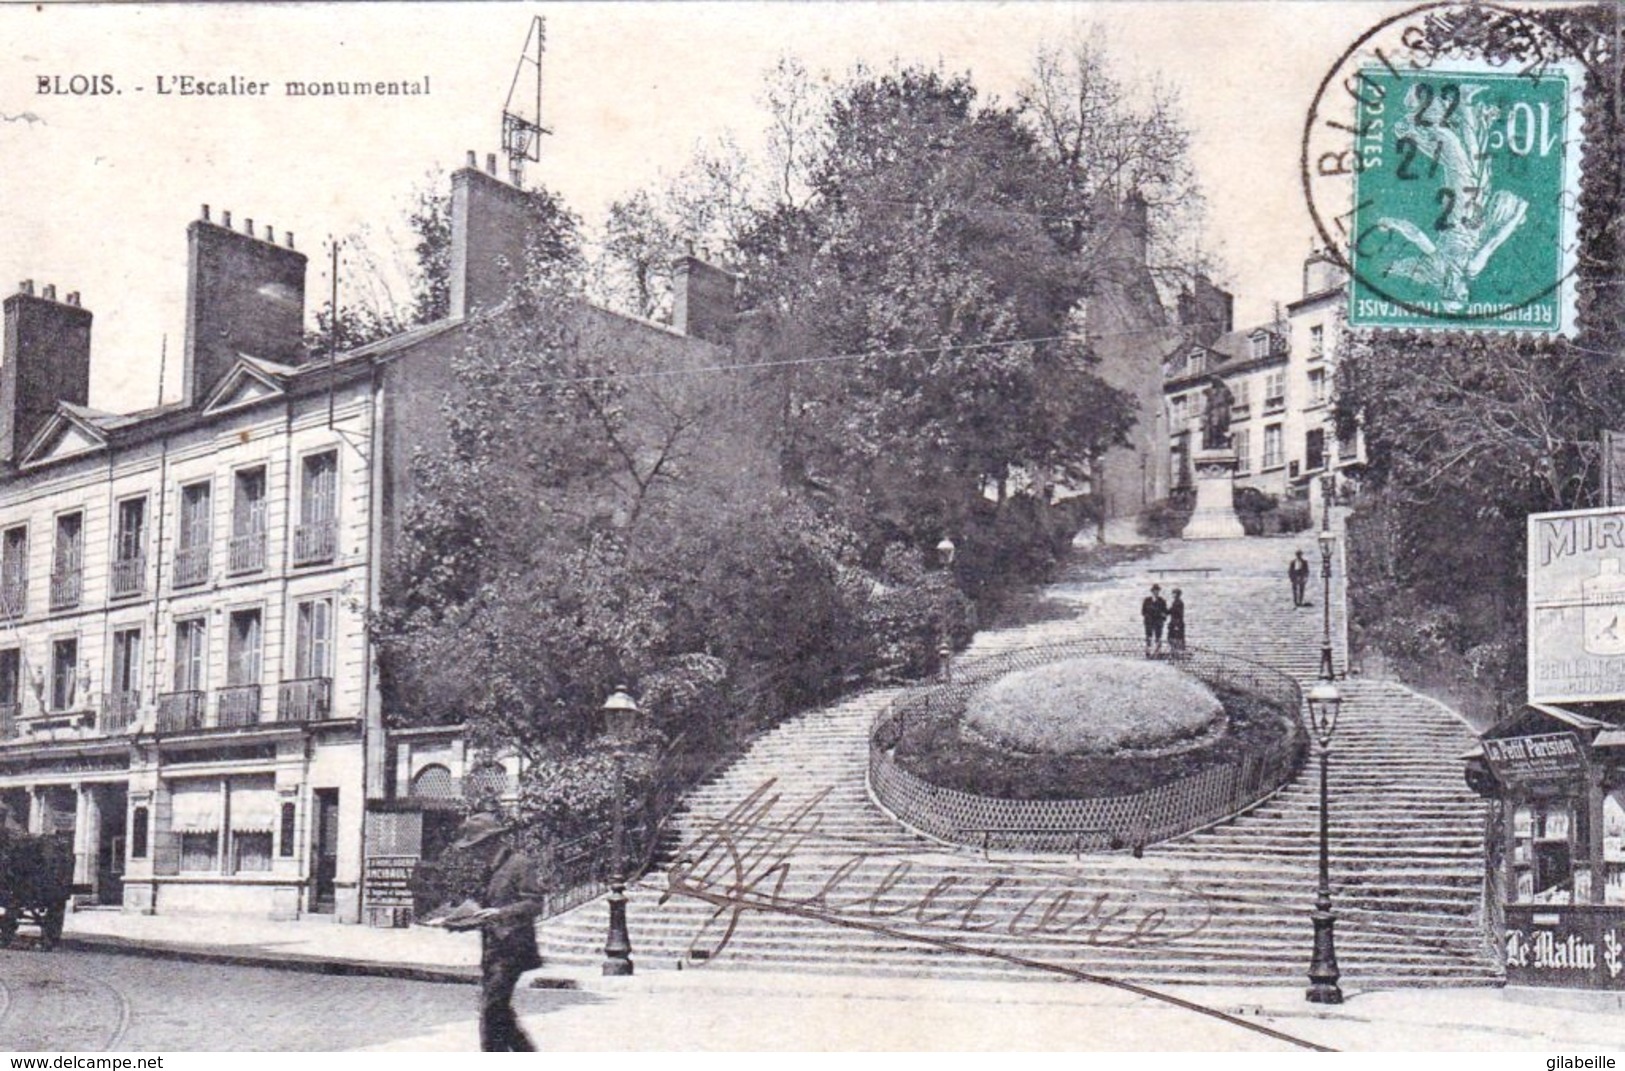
[735,66,1137,551]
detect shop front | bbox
[1466,703,1625,989]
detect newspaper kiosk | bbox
[1467,703,1625,988]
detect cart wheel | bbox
[40,905,63,952]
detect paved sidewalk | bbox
[358,969,1625,1052]
[52,906,1625,1051]
[60,909,501,986]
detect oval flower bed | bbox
[962,656,1224,757]
[891,659,1299,802]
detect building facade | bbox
[0,153,731,922]
[1163,249,1365,504]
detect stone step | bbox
[591,523,1501,987]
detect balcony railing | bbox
[228,531,268,575]
[49,568,82,610]
[157,691,206,733]
[111,555,146,598]
[0,576,25,619]
[0,703,17,740]
[100,691,141,733]
[277,678,332,722]
[217,684,262,728]
[173,545,210,588]
[292,520,337,566]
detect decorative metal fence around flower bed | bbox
[868,638,1307,853]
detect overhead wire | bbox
[530,320,1234,389]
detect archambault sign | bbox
[1529,508,1625,702]
[1484,732,1588,787]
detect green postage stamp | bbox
[1348,59,1583,335]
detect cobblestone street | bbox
[0,948,597,1051]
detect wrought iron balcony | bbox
[277,677,332,722]
[228,531,267,575]
[292,520,337,566]
[173,545,210,588]
[111,555,146,598]
[99,691,141,733]
[0,703,17,740]
[217,684,262,728]
[49,567,81,610]
[156,690,206,733]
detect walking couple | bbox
[1141,584,1186,658]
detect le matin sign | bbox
[1506,906,1625,989]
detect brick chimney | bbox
[182,204,307,406]
[1303,246,1349,299]
[449,151,559,318]
[1,281,92,461]
[1178,274,1234,347]
[671,255,736,344]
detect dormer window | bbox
[1187,350,1205,375]
[1249,332,1272,360]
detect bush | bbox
[1233,486,1277,517]
[1138,493,1194,539]
[963,656,1224,756]
[1277,499,1313,533]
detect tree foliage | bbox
[381,42,1204,849]
[1338,4,1625,722]
[734,65,1138,556]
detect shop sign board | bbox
[1506,906,1625,989]
[364,854,418,909]
[1483,732,1588,788]
[1528,507,1625,701]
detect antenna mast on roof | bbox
[501,15,551,188]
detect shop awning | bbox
[1591,729,1625,748]
[228,780,279,832]
[169,781,220,833]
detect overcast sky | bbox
[0,1,1412,409]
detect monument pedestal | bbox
[1182,448,1245,540]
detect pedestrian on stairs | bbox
[1167,589,1187,657]
[1289,550,1310,608]
[1142,584,1169,656]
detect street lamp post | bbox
[935,536,956,683]
[1318,528,1336,682]
[601,686,640,977]
[1305,680,1344,1005]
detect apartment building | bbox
[1163,249,1365,503]
[0,154,735,922]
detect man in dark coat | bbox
[442,812,548,1051]
[1289,550,1311,608]
[1142,583,1169,656]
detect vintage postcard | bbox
[0,0,1621,1057]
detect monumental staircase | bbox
[538,522,1502,988]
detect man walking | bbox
[442,812,548,1051]
[1142,583,1169,656]
[1289,550,1310,608]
